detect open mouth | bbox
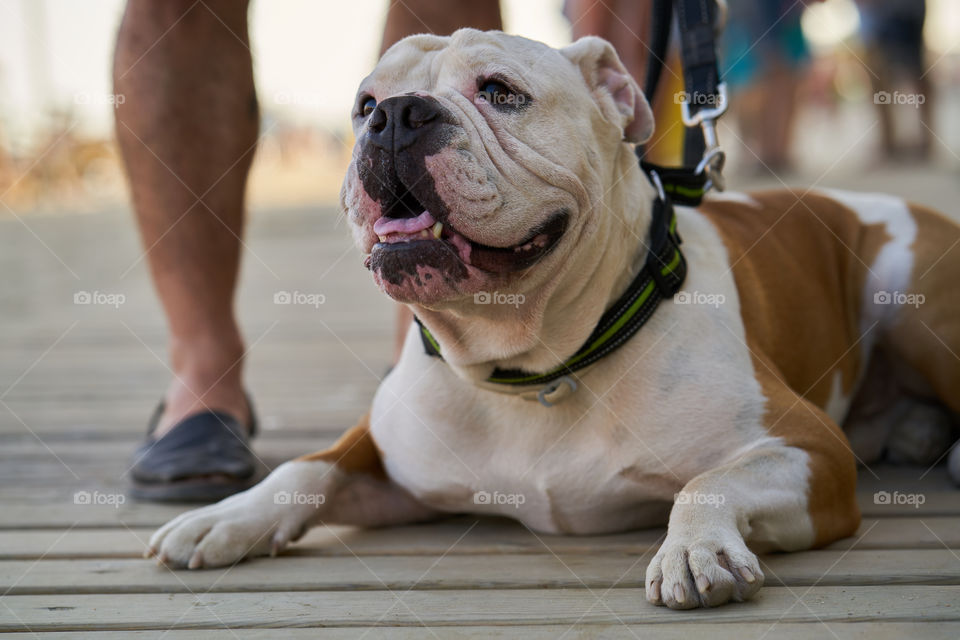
[365,198,568,274]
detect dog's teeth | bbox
[432,221,443,238]
[378,235,387,242]
[420,229,429,238]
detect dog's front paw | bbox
[645,531,763,609]
[146,462,325,569]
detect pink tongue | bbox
[373,210,435,235]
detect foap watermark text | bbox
[674,490,726,508]
[74,490,126,508]
[674,291,725,308]
[274,290,325,308]
[474,291,525,308]
[874,290,924,308]
[473,490,526,509]
[74,290,125,308]
[874,491,925,509]
[274,491,326,506]
[874,91,925,108]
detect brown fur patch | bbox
[884,204,960,413]
[698,190,887,545]
[297,413,386,479]
[749,342,861,546]
[699,191,890,406]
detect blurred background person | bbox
[855,0,933,162]
[722,0,812,174]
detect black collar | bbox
[416,162,688,388]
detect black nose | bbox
[367,95,441,151]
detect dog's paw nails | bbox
[647,533,763,608]
[187,551,203,570]
[695,573,711,594]
[646,578,662,604]
[673,583,687,604]
[143,546,156,559]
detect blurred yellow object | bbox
[645,53,686,167]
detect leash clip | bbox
[682,82,728,193]
[537,375,578,407]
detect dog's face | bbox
[341,29,653,306]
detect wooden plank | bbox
[0,437,336,498]
[2,622,959,639]
[2,516,958,558]
[2,492,957,528]
[858,490,960,517]
[3,587,959,630]
[2,549,958,595]
[825,517,960,550]
[2,463,957,527]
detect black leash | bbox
[641,0,728,193]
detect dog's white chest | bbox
[371,207,773,535]
[370,387,683,534]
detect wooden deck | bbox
[2,168,960,637]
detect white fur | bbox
[824,370,852,424]
[819,189,917,334]
[148,461,341,568]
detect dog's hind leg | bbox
[879,204,960,482]
[148,412,440,568]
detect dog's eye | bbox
[477,79,526,110]
[360,96,377,117]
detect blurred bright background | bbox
[0,0,957,216]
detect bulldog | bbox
[147,29,960,609]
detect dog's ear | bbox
[561,36,654,144]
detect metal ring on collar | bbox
[537,375,578,407]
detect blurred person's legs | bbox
[115,0,257,498]
[381,0,502,360]
[380,0,501,56]
[723,0,809,173]
[860,0,931,161]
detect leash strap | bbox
[640,0,728,192]
[415,166,686,388]
[675,0,722,165]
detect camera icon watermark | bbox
[674,490,726,508]
[473,291,525,308]
[873,490,925,509]
[73,490,126,508]
[873,290,925,308]
[274,290,325,308]
[74,290,126,309]
[273,490,326,506]
[873,91,925,108]
[674,291,725,309]
[473,490,526,509]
